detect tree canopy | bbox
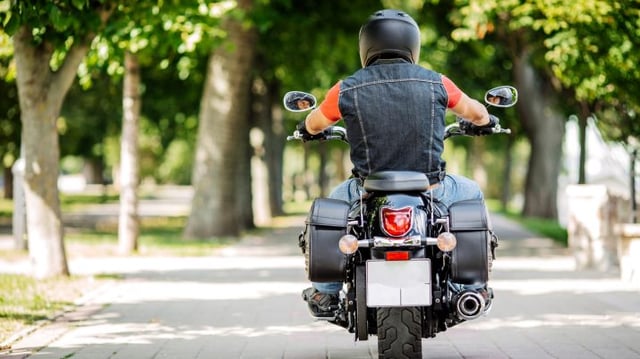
[1,0,638,276]
[450,0,640,141]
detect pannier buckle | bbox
[298,230,307,254]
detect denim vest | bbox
[338,60,448,184]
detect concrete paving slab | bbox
[1,194,639,359]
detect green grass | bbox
[59,192,119,210]
[64,216,235,257]
[283,200,312,215]
[0,193,119,220]
[486,199,568,246]
[517,216,568,246]
[3,194,234,256]
[0,198,11,220]
[0,274,103,346]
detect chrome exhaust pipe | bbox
[455,291,486,320]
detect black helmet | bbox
[359,9,421,67]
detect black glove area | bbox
[295,120,325,142]
[295,120,308,134]
[459,115,499,136]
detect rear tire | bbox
[377,307,422,359]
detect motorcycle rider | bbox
[297,9,499,317]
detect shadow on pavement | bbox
[2,191,640,359]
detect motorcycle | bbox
[283,86,518,359]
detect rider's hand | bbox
[459,115,499,136]
[296,120,325,142]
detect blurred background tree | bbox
[448,0,640,218]
[1,0,638,276]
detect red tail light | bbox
[385,251,410,261]
[381,206,413,237]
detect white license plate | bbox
[366,259,431,307]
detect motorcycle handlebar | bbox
[287,126,348,142]
[444,122,511,139]
[288,124,510,142]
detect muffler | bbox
[455,291,486,320]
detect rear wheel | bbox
[377,307,422,359]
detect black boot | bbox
[301,287,339,318]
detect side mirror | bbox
[283,91,317,112]
[485,86,518,108]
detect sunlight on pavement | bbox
[68,255,305,275]
[93,280,308,303]
[466,312,640,330]
[491,278,639,295]
[180,323,342,338]
[493,256,575,271]
[43,321,340,348]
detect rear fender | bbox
[365,193,427,238]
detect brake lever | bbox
[286,130,304,141]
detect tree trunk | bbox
[303,145,312,199]
[470,137,487,189]
[12,158,27,251]
[83,158,105,185]
[251,76,284,223]
[184,0,257,238]
[266,82,285,216]
[12,26,92,277]
[118,52,141,255]
[250,77,270,225]
[3,167,12,199]
[238,123,255,230]
[514,48,565,219]
[500,135,515,211]
[318,144,329,197]
[577,101,591,185]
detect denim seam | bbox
[353,91,373,175]
[339,78,442,93]
[428,81,435,170]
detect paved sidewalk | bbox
[1,203,639,358]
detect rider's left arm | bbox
[304,108,335,135]
[304,81,342,135]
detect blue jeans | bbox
[312,174,484,294]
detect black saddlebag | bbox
[449,199,492,284]
[302,198,350,282]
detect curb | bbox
[0,279,118,358]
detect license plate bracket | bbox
[366,259,431,307]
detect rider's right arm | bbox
[450,93,490,126]
[442,75,490,126]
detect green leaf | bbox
[50,6,66,32]
[3,12,19,35]
[71,0,87,10]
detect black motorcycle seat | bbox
[363,171,430,192]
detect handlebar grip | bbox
[287,126,348,142]
[492,126,511,135]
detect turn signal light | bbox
[339,234,359,254]
[436,232,457,252]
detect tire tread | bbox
[377,307,422,359]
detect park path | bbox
[1,187,639,358]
